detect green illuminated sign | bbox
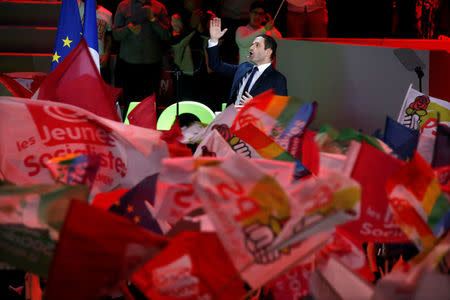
[124,101,221,130]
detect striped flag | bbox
[231,90,317,151]
[386,153,448,251]
[233,123,311,179]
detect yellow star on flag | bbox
[133,216,141,224]
[52,51,61,63]
[127,205,134,213]
[62,36,73,47]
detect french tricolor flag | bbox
[82,0,99,70]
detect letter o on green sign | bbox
[156,101,216,130]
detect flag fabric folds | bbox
[338,142,409,243]
[381,116,419,161]
[131,231,246,300]
[185,104,261,158]
[386,153,448,250]
[109,173,163,234]
[128,94,157,130]
[0,73,33,98]
[397,86,450,135]
[39,39,120,121]
[46,199,169,300]
[231,90,317,152]
[50,0,82,71]
[234,123,310,179]
[192,155,335,288]
[0,184,89,277]
[0,96,168,201]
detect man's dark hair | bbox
[257,34,277,60]
[250,1,265,12]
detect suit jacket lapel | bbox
[250,65,274,95]
[230,63,253,99]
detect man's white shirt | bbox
[234,62,270,105]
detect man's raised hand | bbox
[209,17,227,43]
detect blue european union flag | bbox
[109,174,163,234]
[83,0,99,68]
[50,0,82,71]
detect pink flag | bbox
[128,94,157,129]
[192,155,333,288]
[37,39,120,122]
[0,96,169,200]
[338,142,409,243]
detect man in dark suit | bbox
[206,17,287,106]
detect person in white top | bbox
[286,0,328,38]
[235,1,282,64]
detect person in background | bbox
[218,0,255,63]
[113,0,171,118]
[286,0,328,38]
[207,17,287,107]
[235,1,282,64]
[78,0,113,82]
[170,9,217,105]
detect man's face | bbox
[249,36,271,65]
[249,8,265,27]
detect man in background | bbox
[113,0,170,117]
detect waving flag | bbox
[398,86,450,136]
[386,153,448,251]
[131,232,246,300]
[381,116,419,161]
[82,0,99,69]
[0,184,89,277]
[109,174,164,234]
[192,155,334,288]
[231,90,317,151]
[50,0,82,71]
[338,142,409,243]
[234,123,310,179]
[0,73,33,98]
[0,96,168,201]
[39,39,120,121]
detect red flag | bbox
[37,39,120,121]
[0,73,32,98]
[298,129,319,176]
[160,119,192,156]
[160,119,183,146]
[91,188,130,211]
[338,142,409,243]
[167,144,192,157]
[131,231,246,300]
[46,200,169,300]
[128,94,157,129]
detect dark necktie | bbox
[242,66,259,95]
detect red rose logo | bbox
[409,95,430,111]
[212,124,232,141]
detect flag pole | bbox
[273,0,286,22]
